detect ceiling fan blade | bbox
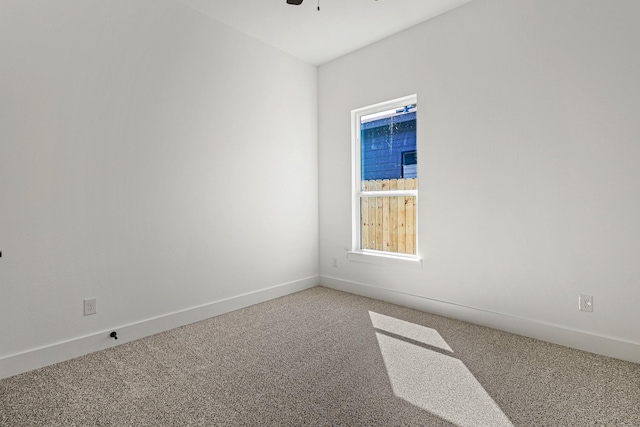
[286,0,303,4]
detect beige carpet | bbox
[1,286,639,426]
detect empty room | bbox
[1,0,639,425]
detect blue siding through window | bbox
[361,112,416,180]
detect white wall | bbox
[0,0,318,376]
[319,0,640,362]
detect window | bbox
[402,151,417,179]
[351,95,418,257]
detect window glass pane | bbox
[360,195,416,255]
[361,104,417,191]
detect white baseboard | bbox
[320,275,640,365]
[0,276,319,380]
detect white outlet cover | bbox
[579,294,593,312]
[84,298,97,316]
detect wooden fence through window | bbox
[361,178,417,255]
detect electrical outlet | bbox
[332,257,338,268]
[84,298,97,316]
[579,294,593,312]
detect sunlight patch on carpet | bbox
[369,311,453,353]
[370,312,513,427]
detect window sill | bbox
[347,251,423,270]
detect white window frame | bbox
[349,94,420,266]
